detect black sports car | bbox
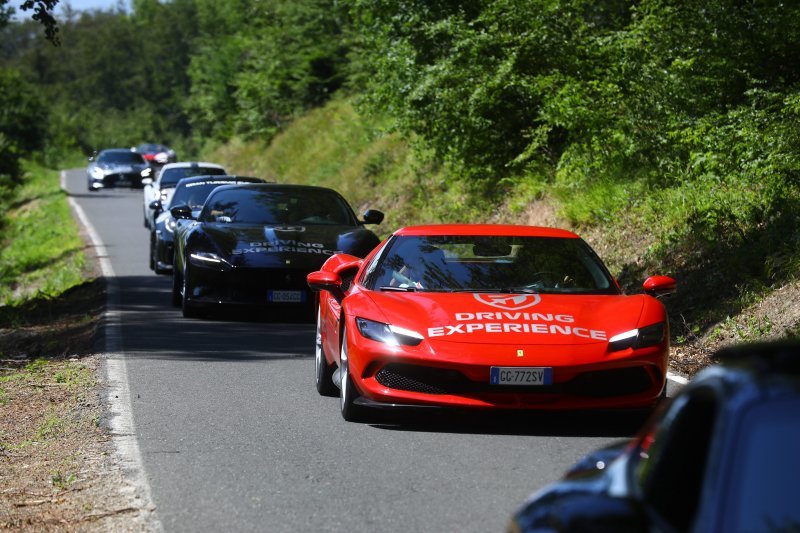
[149,175,264,275]
[87,148,152,191]
[508,341,800,533]
[172,183,384,318]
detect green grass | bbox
[0,161,86,305]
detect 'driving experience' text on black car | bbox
[171,183,384,318]
[149,175,264,275]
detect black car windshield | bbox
[199,188,357,226]
[724,398,800,532]
[97,151,145,165]
[159,166,225,187]
[364,235,617,294]
[170,180,255,210]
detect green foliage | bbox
[0,162,86,305]
[0,68,46,185]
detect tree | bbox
[0,1,60,44]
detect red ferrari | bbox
[307,225,676,421]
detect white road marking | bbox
[667,371,689,385]
[63,171,162,531]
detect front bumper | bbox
[186,264,315,311]
[345,330,668,411]
[89,172,147,189]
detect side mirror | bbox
[307,271,345,300]
[643,275,677,297]
[141,177,153,186]
[362,209,384,225]
[149,200,161,210]
[170,205,193,220]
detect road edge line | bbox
[666,371,689,385]
[63,171,162,532]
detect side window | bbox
[634,390,718,531]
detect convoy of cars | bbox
[142,161,227,229]
[86,144,794,530]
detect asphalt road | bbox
[64,168,679,532]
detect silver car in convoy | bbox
[86,149,153,191]
[142,161,226,229]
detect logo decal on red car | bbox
[474,293,541,310]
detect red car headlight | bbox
[608,322,665,352]
[356,317,424,347]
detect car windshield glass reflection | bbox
[199,188,356,226]
[160,167,225,187]
[366,235,616,294]
[98,151,145,165]
[728,399,800,532]
[170,181,243,210]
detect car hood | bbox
[363,291,650,346]
[203,224,377,269]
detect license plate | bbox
[117,179,131,186]
[490,367,553,386]
[268,290,306,303]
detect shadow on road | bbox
[111,275,315,362]
[366,407,649,439]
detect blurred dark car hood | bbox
[202,223,379,268]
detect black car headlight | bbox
[140,167,152,178]
[90,166,106,179]
[165,218,177,234]
[356,317,424,347]
[189,252,232,270]
[608,322,665,352]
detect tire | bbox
[171,266,182,307]
[315,306,338,397]
[181,264,202,318]
[148,233,156,271]
[339,322,364,422]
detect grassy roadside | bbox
[206,97,800,376]
[0,162,138,530]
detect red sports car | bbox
[307,225,676,421]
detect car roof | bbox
[160,161,225,170]
[208,183,343,194]
[175,175,263,186]
[99,148,138,154]
[393,224,580,238]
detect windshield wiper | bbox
[379,286,420,292]
[444,287,539,294]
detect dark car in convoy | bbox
[171,183,384,318]
[142,161,226,229]
[508,340,800,533]
[149,175,264,274]
[86,148,152,191]
[133,143,177,166]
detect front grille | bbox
[375,364,655,397]
[376,365,467,394]
[195,267,312,305]
[108,172,142,186]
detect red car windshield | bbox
[364,235,617,294]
